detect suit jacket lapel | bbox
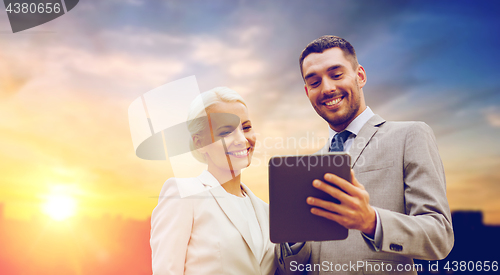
[242,183,269,263]
[350,114,386,168]
[204,178,259,265]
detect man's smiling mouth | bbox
[324,96,343,106]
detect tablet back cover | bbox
[269,153,350,243]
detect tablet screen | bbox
[269,153,350,243]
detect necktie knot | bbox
[329,130,352,152]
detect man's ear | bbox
[304,85,309,97]
[357,65,367,88]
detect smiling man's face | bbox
[302,47,367,132]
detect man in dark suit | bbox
[275,35,454,274]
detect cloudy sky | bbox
[1,0,499,223]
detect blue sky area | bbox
[1,0,499,222]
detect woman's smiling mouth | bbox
[226,148,251,157]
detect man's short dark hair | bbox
[299,35,359,79]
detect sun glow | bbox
[43,195,77,221]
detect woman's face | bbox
[196,101,256,174]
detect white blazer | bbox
[151,171,277,275]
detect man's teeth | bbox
[228,149,248,156]
[325,97,342,106]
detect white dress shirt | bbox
[229,193,264,262]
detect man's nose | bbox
[322,77,336,94]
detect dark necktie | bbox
[329,130,352,152]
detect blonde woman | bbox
[150,87,276,275]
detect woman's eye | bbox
[243,126,252,131]
[218,131,231,137]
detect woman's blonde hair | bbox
[187,87,247,163]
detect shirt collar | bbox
[198,170,222,188]
[328,106,375,138]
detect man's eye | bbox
[310,81,320,87]
[333,73,343,79]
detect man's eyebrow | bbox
[304,72,317,80]
[326,65,343,72]
[304,65,344,80]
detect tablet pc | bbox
[269,153,350,243]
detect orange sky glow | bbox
[1,1,499,228]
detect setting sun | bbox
[42,195,77,221]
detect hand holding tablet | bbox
[307,170,377,238]
[268,153,351,243]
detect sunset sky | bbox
[1,0,500,224]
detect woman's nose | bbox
[232,127,247,145]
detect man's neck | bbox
[329,106,367,133]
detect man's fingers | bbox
[307,196,345,214]
[323,173,357,195]
[312,179,351,203]
[323,171,365,195]
[310,207,344,224]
